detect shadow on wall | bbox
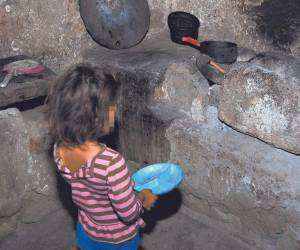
[46,142,78,228]
[56,172,78,228]
[141,189,183,235]
[54,166,184,237]
[250,0,300,49]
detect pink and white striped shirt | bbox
[54,144,145,243]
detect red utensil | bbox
[182,37,200,46]
[1,60,45,88]
[182,37,226,74]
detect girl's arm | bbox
[107,153,144,224]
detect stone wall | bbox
[80,42,300,249]
[1,1,300,249]
[0,0,93,72]
[0,106,61,241]
[0,0,299,72]
[149,0,300,53]
[1,42,300,249]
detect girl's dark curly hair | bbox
[46,64,119,147]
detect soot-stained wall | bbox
[0,0,299,72]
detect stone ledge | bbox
[0,55,56,108]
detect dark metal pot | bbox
[199,41,237,64]
[168,12,200,45]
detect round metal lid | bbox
[80,0,150,49]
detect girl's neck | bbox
[58,141,103,172]
[81,140,102,150]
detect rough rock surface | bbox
[150,61,209,123]
[0,207,76,250]
[0,102,256,250]
[0,106,61,241]
[83,44,300,249]
[219,52,300,154]
[149,0,300,53]
[83,41,210,164]
[167,110,300,249]
[0,108,31,240]
[0,0,94,72]
[1,0,299,71]
[21,106,57,196]
[0,42,300,250]
[237,47,257,62]
[0,198,254,250]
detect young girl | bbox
[46,64,157,250]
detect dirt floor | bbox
[0,189,251,250]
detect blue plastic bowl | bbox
[132,163,185,195]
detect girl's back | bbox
[47,64,157,250]
[54,143,145,243]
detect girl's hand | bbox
[137,189,158,211]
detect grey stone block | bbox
[219,52,300,154]
[166,109,300,249]
[0,108,30,217]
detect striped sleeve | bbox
[107,153,143,224]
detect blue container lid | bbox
[132,163,185,195]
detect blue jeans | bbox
[76,223,140,250]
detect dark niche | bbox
[250,0,300,49]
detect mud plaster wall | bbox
[0,2,300,248]
[0,0,299,72]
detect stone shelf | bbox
[0,55,56,108]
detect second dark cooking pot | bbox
[182,37,238,64]
[199,41,237,64]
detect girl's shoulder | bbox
[100,145,121,159]
[94,145,125,168]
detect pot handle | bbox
[209,61,225,74]
[182,37,201,46]
[181,37,225,74]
